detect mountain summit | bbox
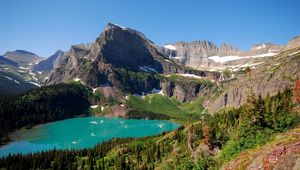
[33,50,64,72]
[45,23,182,94]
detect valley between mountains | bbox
[0,23,300,169]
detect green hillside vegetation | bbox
[159,74,214,85]
[114,67,160,94]
[0,83,90,145]
[125,94,204,122]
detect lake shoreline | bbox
[0,116,180,158]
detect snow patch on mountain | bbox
[209,52,278,63]
[111,23,126,30]
[208,55,241,63]
[178,73,204,79]
[93,88,98,93]
[249,52,278,58]
[14,80,20,84]
[3,76,20,84]
[228,62,264,71]
[28,82,41,87]
[74,78,80,82]
[90,105,99,109]
[139,66,158,73]
[150,88,164,95]
[256,44,266,50]
[4,76,13,81]
[164,44,177,50]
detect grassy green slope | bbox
[125,93,204,122]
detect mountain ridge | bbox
[33,50,64,72]
[3,50,43,66]
[45,23,228,103]
[161,38,295,68]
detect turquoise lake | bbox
[0,117,179,157]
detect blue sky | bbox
[0,0,300,57]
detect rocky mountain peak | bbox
[250,43,277,51]
[245,43,283,56]
[183,40,217,50]
[219,43,239,52]
[102,23,153,44]
[33,50,65,72]
[4,50,39,58]
[46,23,170,90]
[218,43,240,56]
[94,23,161,70]
[104,23,126,31]
[53,50,64,56]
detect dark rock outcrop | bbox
[160,80,213,102]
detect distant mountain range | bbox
[0,23,299,106]
[160,36,299,68]
[0,50,45,96]
[3,50,43,66]
[43,23,300,109]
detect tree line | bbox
[0,83,90,145]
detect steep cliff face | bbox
[162,41,241,67]
[160,78,218,102]
[206,46,300,112]
[95,23,163,71]
[164,41,219,67]
[218,43,240,56]
[162,36,299,68]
